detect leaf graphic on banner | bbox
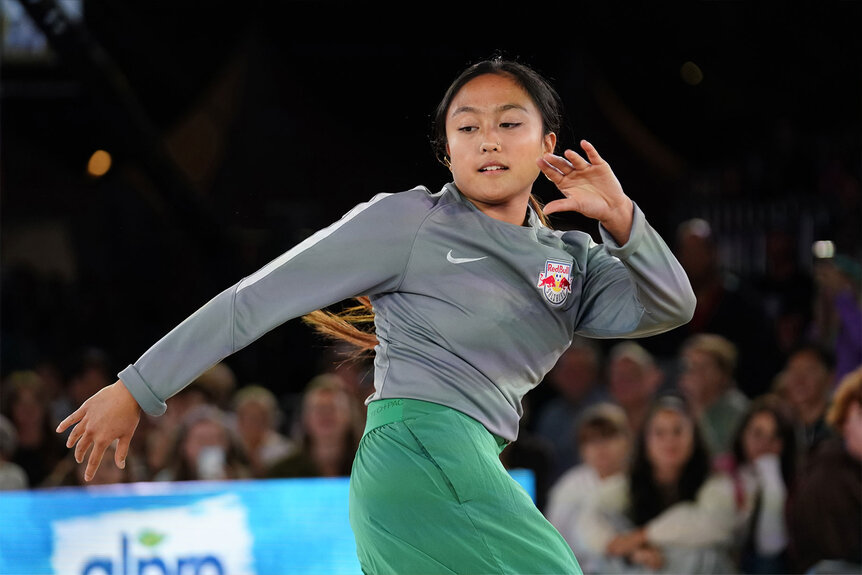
[139,529,166,547]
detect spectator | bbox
[1,370,67,487]
[144,372,218,479]
[0,414,28,490]
[267,374,360,478]
[154,404,251,482]
[678,334,750,466]
[773,343,836,451]
[606,341,664,434]
[809,253,862,385]
[232,384,296,478]
[545,402,632,574]
[730,394,799,574]
[577,394,743,574]
[786,365,862,574]
[534,336,608,481]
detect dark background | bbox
[2,2,860,398]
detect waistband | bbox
[364,398,509,450]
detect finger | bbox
[84,440,109,482]
[65,420,86,448]
[563,148,592,170]
[56,408,84,434]
[115,437,131,470]
[542,197,583,216]
[537,157,565,184]
[74,435,92,464]
[580,139,605,165]
[541,152,575,174]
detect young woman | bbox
[576,395,741,574]
[266,374,361,478]
[56,57,695,574]
[730,394,799,574]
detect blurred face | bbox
[677,232,715,285]
[742,411,783,462]
[236,401,271,441]
[679,349,726,405]
[581,435,630,479]
[844,402,862,461]
[646,409,695,479]
[303,389,352,441]
[609,357,658,407]
[183,419,229,464]
[12,387,45,427]
[445,73,555,216]
[781,351,831,407]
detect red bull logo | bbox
[537,259,573,305]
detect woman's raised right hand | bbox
[56,379,142,482]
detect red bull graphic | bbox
[537,260,573,305]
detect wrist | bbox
[600,197,634,244]
[114,379,142,414]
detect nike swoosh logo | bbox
[447,250,488,264]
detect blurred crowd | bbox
[1,214,860,575]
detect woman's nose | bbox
[481,141,501,152]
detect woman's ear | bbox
[543,132,557,155]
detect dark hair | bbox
[731,393,799,487]
[628,394,712,526]
[430,56,563,166]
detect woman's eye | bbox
[458,126,478,133]
[500,122,522,128]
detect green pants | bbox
[349,398,581,575]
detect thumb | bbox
[542,197,581,216]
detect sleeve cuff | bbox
[118,364,168,416]
[598,202,646,261]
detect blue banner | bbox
[0,471,534,574]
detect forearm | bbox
[120,282,239,416]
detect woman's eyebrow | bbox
[450,103,529,117]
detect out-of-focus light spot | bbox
[680,61,704,86]
[812,240,835,259]
[87,149,112,177]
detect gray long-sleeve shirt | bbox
[119,183,695,441]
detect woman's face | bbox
[742,411,783,462]
[183,419,229,464]
[645,409,695,479]
[445,73,555,216]
[303,389,352,441]
[236,401,271,441]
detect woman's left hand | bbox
[538,140,634,244]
